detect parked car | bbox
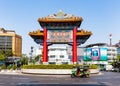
[105,65,114,72]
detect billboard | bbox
[84,48,108,61]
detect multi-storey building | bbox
[0,28,22,57]
[115,41,120,55]
[107,46,117,62]
[84,43,117,64]
[48,45,70,64]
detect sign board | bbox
[47,30,73,43]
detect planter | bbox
[22,69,99,75]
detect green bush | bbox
[12,65,17,70]
[1,64,6,69]
[90,64,98,69]
[22,64,98,69]
[22,64,73,69]
[7,65,12,70]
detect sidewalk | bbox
[0,70,21,75]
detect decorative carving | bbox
[29,29,43,36]
[38,10,83,22]
[77,29,92,36]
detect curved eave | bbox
[29,30,44,38]
[77,33,92,36]
[77,29,92,36]
[38,17,83,23]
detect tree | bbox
[0,49,13,58]
[34,55,42,62]
[0,54,5,61]
[5,49,13,57]
[117,54,120,62]
[20,54,29,65]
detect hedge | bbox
[22,64,98,69]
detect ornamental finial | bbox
[57,10,64,16]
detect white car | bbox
[105,65,114,72]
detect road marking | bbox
[100,82,112,85]
[87,81,98,84]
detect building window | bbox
[60,55,64,58]
[50,55,55,58]
[0,36,12,50]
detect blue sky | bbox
[0,0,120,55]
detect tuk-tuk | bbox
[71,65,90,78]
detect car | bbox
[105,65,114,72]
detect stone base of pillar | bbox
[43,62,48,65]
[73,62,77,64]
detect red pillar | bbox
[72,27,77,64]
[43,27,48,63]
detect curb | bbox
[21,69,100,75]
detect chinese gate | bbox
[29,11,92,64]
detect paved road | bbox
[0,72,120,86]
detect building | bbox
[35,45,85,64]
[35,47,42,56]
[48,45,70,64]
[35,45,70,64]
[0,28,22,57]
[114,40,120,55]
[84,43,117,65]
[29,11,92,64]
[107,46,117,62]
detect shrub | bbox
[22,64,98,69]
[1,64,6,69]
[12,65,17,70]
[7,65,12,70]
[22,64,73,69]
[90,64,98,69]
